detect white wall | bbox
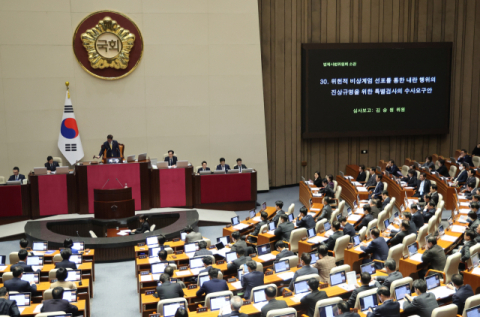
[0,0,269,190]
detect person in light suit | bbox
[216,157,230,171]
[8,167,25,182]
[197,161,210,173]
[196,269,228,296]
[241,261,264,299]
[313,245,336,283]
[184,225,203,243]
[164,150,178,166]
[448,274,474,315]
[366,286,400,317]
[45,156,59,172]
[96,134,120,159]
[369,174,384,199]
[233,158,247,172]
[403,279,439,317]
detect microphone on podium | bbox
[116,178,123,188]
[101,179,110,189]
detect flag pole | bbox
[65,81,70,99]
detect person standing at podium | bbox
[45,156,59,172]
[233,158,247,172]
[131,215,149,234]
[8,167,25,182]
[197,161,210,173]
[95,134,120,159]
[165,150,177,166]
[216,158,230,171]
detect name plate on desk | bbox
[138,243,145,247]
[226,224,232,228]
[347,244,353,249]
[188,284,197,289]
[249,253,257,257]
[197,307,208,313]
[176,251,183,255]
[283,291,293,297]
[145,290,155,295]
[227,278,236,283]
[301,237,307,241]
[243,300,251,305]
[209,245,216,249]
[217,260,225,265]
[262,229,268,234]
[245,217,250,221]
[50,279,58,283]
[141,271,150,275]
[319,283,328,289]
[265,270,273,276]
[149,314,160,317]
[403,255,409,259]
[179,266,188,271]
[173,238,180,242]
[297,264,303,268]
[139,255,147,259]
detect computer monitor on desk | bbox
[157,162,168,169]
[176,160,189,168]
[34,167,48,175]
[9,293,31,308]
[138,153,147,161]
[56,166,69,174]
[199,171,211,175]
[212,170,226,174]
[318,304,339,317]
[126,155,135,162]
[163,301,186,317]
[241,169,253,173]
[5,180,21,185]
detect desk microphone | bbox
[76,231,80,237]
[101,179,110,189]
[115,178,123,188]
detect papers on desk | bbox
[148,257,160,264]
[460,202,470,206]
[439,235,458,242]
[140,275,153,282]
[185,252,196,258]
[324,230,333,238]
[258,253,276,262]
[0,266,7,272]
[451,225,467,233]
[354,208,364,215]
[32,266,43,271]
[18,307,25,314]
[175,270,191,277]
[387,224,397,231]
[407,199,418,204]
[292,292,311,302]
[253,301,268,312]
[190,268,202,276]
[347,214,362,222]
[356,187,368,192]
[352,181,362,186]
[277,271,295,281]
[457,216,469,224]
[346,176,354,180]
[404,187,415,189]
[252,216,262,222]
[458,194,466,199]
[460,209,469,214]
[310,208,320,211]
[33,304,43,313]
[233,223,250,230]
[307,236,328,244]
[409,253,423,263]
[230,281,243,289]
[152,274,160,281]
[354,246,365,252]
[267,230,275,235]
[337,283,356,291]
[117,229,131,236]
[213,248,228,258]
[472,267,480,275]
[313,193,323,197]
[428,286,455,299]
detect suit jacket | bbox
[422,208,436,223]
[421,244,446,272]
[274,222,294,241]
[0,298,19,317]
[356,172,366,182]
[4,277,37,294]
[164,156,178,166]
[372,181,384,199]
[430,191,439,204]
[233,164,247,171]
[412,212,424,230]
[55,260,77,270]
[156,282,185,299]
[216,164,231,171]
[313,256,336,283]
[452,284,474,314]
[289,265,318,290]
[408,220,417,235]
[461,240,476,262]
[416,179,431,196]
[272,210,286,226]
[45,161,59,172]
[135,222,150,234]
[227,256,252,272]
[197,167,211,173]
[370,206,380,219]
[365,175,377,188]
[469,219,480,232]
[366,299,400,317]
[41,299,78,315]
[261,299,288,317]
[422,161,435,169]
[338,313,360,317]
[402,292,438,317]
[456,170,468,183]
[347,284,374,309]
[196,278,228,296]
[275,249,294,261]
[296,215,315,229]
[10,261,34,273]
[406,176,418,188]
[231,240,248,253]
[194,249,213,257]
[386,164,401,176]
[223,311,248,317]
[360,237,389,269]
[320,186,335,198]
[389,230,408,247]
[357,214,373,230]
[8,174,25,182]
[436,165,450,177]
[241,270,264,299]
[185,231,203,243]
[458,155,474,167]
[343,223,356,237]
[325,231,344,251]
[301,289,328,317]
[381,197,391,211]
[313,178,322,187]
[375,271,403,289]
[99,140,120,158]
[317,205,332,222]
[252,220,268,236]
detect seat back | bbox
[35,312,68,317]
[437,199,445,210]
[52,157,63,166]
[473,156,480,168]
[249,284,277,302]
[282,255,299,268]
[435,160,441,170]
[48,268,73,280]
[255,262,263,272]
[354,288,378,310]
[316,219,327,233]
[365,171,370,182]
[449,165,457,178]
[205,291,233,310]
[431,304,458,317]
[366,219,378,240]
[53,254,63,263]
[401,233,417,256]
[1,272,13,282]
[266,308,297,317]
[336,201,345,218]
[330,208,341,224]
[417,224,429,249]
[289,228,307,253]
[330,264,351,275]
[313,297,344,317]
[333,235,350,262]
[427,216,437,236]
[430,180,437,186]
[295,274,321,284]
[377,210,388,231]
[434,208,442,230]
[89,230,97,238]
[388,244,404,269]
[157,297,188,314]
[469,244,480,260]
[287,203,295,216]
[150,224,156,231]
[333,180,338,192]
[476,177,480,189]
[383,182,388,191]
[401,165,409,177]
[390,277,413,300]
[463,294,480,317]
[358,227,367,241]
[9,252,19,264]
[444,252,461,284]
[43,289,53,300]
[335,186,342,201]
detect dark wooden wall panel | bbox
[259,0,480,187]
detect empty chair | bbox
[384,202,394,219]
[288,228,307,253]
[52,254,63,263]
[0,176,5,184]
[156,298,188,314]
[375,244,403,269]
[383,182,388,191]
[473,156,480,168]
[9,252,19,265]
[431,304,458,317]
[449,165,457,178]
[333,235,350,264]
[333,180,338,192]
[330,264,351,275]
[205,291,233,310]
[377,210,388,231]
[287,203,295,216]
[401,233,417,256]
[89,231,97,238]
[312,297,344,317]
[150,224,156,231]
[354,288,378,310]
[282,255,299,268]
[330,208,341,224]
[434,208,443,230]
[416,225,429,249]
[401,165,409,176]
[249,284,277,302]
[266,308,297,317]
[1,272,13,283]
[463,294,480,317]
[389,277,413,299]
[365,171,370,182]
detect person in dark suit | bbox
[367,286,400,317]
[156,273,184,299]
[164,150,178,166]
[221,296,248,317]
[241,261,264,299]
[369,175,384,200]
[319,179,335,198]
[300,278,328,317]
[131,215,149,234]
[463,169,477,190]
[374,259,402,289]
[199,256,219,275]
[197,161,210,173]
[403,212,417,235]
[8,167,25,182]
[455,162,469,185]
[460,230,477,271]
[340,217,355,237]
[194,240,213,257]
[401,169,418,188]
[422,202,436,223]
[315,197,333,222]
[96,134,120,159]
[55,249,77,270]
[385,160,401,176]
[261,286,288,317]
[346,272,374,309]
[360,229,389,269]
[196,269,228,296]
[0,287,20,317]
[356,165,366,182]
[272,200,285,226]
[357,205,373,231]
[457,149,474,166]
[230,231,248,253]
[337,301,360,317]
[421,156,435,170]
[249,211,268,242]
[467,211,480,232]
[227,247,252,272]
[324,221,344,251]
[381,191,390,211]
[313,171,322,187]
[448,274,474,315]
[364,167,377,188]
[44,156,59,172]
[275,241,294,261]
[414,173,430,201]
[216,158,230,171]
[274,214,294,242]
[436,159,450,177]
[296,206,315,229]
[369,200,381,219]
[429,184,439,204]
[4,266,37,294]
[403,279,439,317]
[410,205,424,230]
[10,250,34,273]
[289,253,318,290]
[175,307,189,317]
[465,182,479,200]
[419,236,446,279]
[19,238,34,257]
[388,221,410,247]
[41,287,78,315]
[233,158,247,172]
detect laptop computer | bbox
[32,241,48,251]
[262,202,267,210]
[212,170,226,174]
[466,304,480,317]
[184,242,199,254]
[273,259,290,273]
[471,252,479,268]
[21,272,39,284]
[241,169,253,173]
[26,255,44,269]
[176,160,189,168]
[9,293,31,308]
[438,225,445,236]
[210,295,231,311]
[359,293,378,311]
[425,274,442,292]
[151,262,168,275]
[383,219,390,229]
[69,254,82,265]
[138,153,147,161]
[215,242,225,250]
[163,301,186,317]
[249,209,256,219]
[0,255,5,265]
[257,243,271,256]
[360,262,376,275]
[347,207,353,216]
[407,242,418,257]
[231,216,240,226]
[34,167,48,175]
[307,228,316,238]
[6,180,21,185]
[65,270,81,282]
[72,241,84,252]
[106,158,121,164]
[318,304,339,317]
[126,155,136,162]
[238,268,245,281]
[424,274,456,300]
[217,236,231,245]
[268,222,276,231]
[149,246,162,258]
[352,235,361,247]
[63,289,77,302]
[225,251,237,263]
[310,252,319,263]
[329,271,346,286]
[253,289,268,304]
[180,232,187,241]
[157,162,168,169]
[199,274,210,287]
[199,170,211,175]
[294,280,311,299]
[189,257,204,273]
[55,166,69,174]
[394,283,411,309]
[146,236,159,247]
[324,222,331,232]
[288,214,294,222]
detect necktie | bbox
[109,143,112,150]
[16,175,18,180]
[170,159,172,165]
[222,166,225,171]
[239,166,242,172]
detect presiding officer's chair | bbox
[100,143,125,163]
[52,157,63,166]
[0,176,5,184]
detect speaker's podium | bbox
[94,188,135,219]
